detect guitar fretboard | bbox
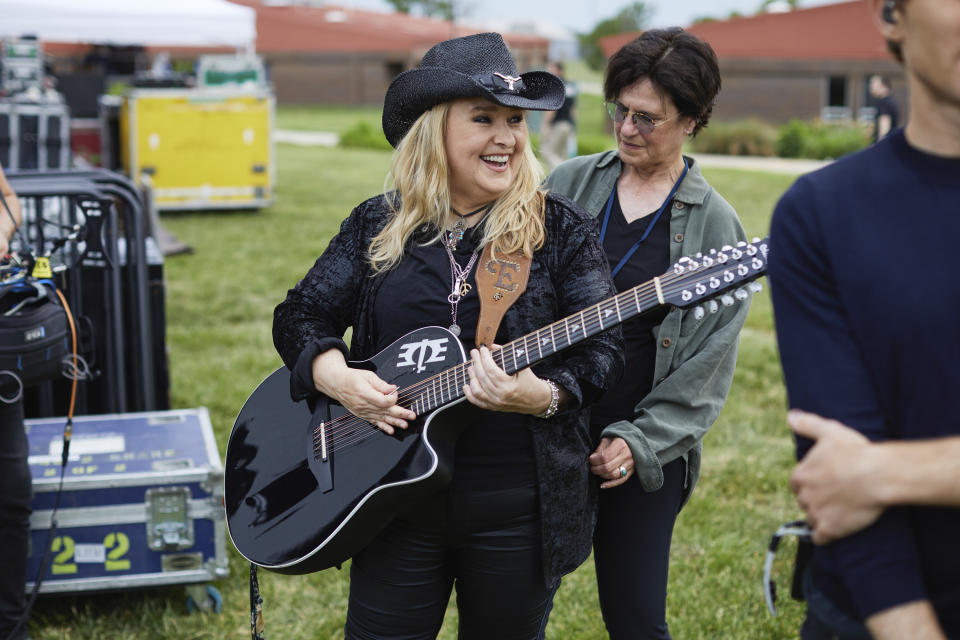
[401,278,665,416]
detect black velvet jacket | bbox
[273,192,624,585]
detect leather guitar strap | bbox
[474,244,531,348]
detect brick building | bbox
[233,1,551,106]
[600,0,906,124]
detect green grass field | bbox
[26,136,810,638]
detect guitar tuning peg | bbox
[695,252,703,258]
[721,294,735,307]
[752,237,762,243]
[734,288,749,301]
[693,306,705,320]
[709,248,717,254]
[748,281,763,293]
[707,300,719,314]
[736,241,747,247]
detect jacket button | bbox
[673,233,684,243]
[661,338,672,348]
[675,201,685,210]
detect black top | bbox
[374,222,535,491]
[873,95,900,141]
[770,129,960,625]
[274,191,624,585]
[553,83,577,124]
[589,186,671,439]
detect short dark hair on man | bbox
[604,27,721,136]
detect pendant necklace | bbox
[442,203,490,336]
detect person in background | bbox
[868,74,899,141]
[545,28,749,640]
[0,162,31,640]
[273,33,622,639]
[769,0,960,636]
[539,61,577,171]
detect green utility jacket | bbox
[545,151,749,505]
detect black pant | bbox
[593,457,685,640]
[0,398,31,640]
[344,483,557,640]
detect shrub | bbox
[339,122,393,151]
[775,119,869,160]
[577,134,616,156]
[689,119,778,157]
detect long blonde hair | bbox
[369,101,547,274]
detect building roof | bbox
[600,0,890,62]
[231,1,548,55]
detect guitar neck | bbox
[399,277,664,417]
[398,237,768,418]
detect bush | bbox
[339,122,393,151]
[577,133,616,156]
[775,119,869,160]
[689,119,778,157]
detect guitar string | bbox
[310,248,765,454]
[309,252,766,455]
[311,277,763,457]
[310,258,766,455]
[312,281,763,457]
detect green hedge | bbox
[689,119,779,157]
[776,120,870,160]
[577,133,616,156]
[339,121,393,151]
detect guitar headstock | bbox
[662,237,769,314]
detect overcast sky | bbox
[333,0,843,34]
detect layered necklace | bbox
[442,203,491,337]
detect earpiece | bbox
[882,0,896,24]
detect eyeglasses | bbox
[605,101,676,135]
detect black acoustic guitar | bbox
[225,238,769,575]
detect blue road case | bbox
[24,408,229,595]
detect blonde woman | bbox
[273,33,622,639]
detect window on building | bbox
[822,75,851,122]
[386,62,404,80]
[827,75,847,107]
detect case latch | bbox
[145,486,194,550]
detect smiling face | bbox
[444,98,528,212]
[614,78,695,172]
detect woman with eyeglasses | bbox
[545,28,749,639]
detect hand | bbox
[788,409,884,544]
[589,436,633,489]
[312,350,416,435]
[462,345,552,414]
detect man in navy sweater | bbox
[768,0,960,638]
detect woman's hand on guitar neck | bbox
[311,349,417,435]
[463,346,560,415]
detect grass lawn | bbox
[27,142,808,639]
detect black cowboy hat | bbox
[382,32,565,148]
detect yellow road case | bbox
[121,88,274,211]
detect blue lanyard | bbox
[600,159,688,278]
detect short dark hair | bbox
[604,27,721,136]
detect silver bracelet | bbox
[534,379,560,419]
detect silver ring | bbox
[619,466,627,478]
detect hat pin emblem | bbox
[493,72,522,91]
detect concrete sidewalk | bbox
[275,129,830,176]
[690,153,829,175]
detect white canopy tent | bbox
[0,0,256,50]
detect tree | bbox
[578,2,653,72]
[385,0,455,20]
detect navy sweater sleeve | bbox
[769,173,926,619]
